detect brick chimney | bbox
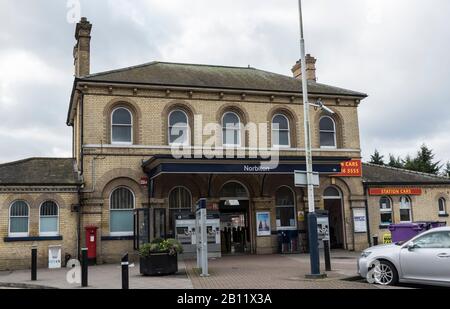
[291,54,317,81]
[73,17,92,77]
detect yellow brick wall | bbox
[0,190,79,270]
[71,86,365,261]
[367,185,450,246]
[79,88,362,151]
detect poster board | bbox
[256,212,271,236]
[353,208,368,233]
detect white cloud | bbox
[0,0,449,166]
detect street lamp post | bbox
[297,0,324,278]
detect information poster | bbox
[256,212,271,236]
[353,209,367,233]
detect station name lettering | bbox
[243,165,271,172]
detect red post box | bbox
[85,226,98,264]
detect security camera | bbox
[309,98,335,115]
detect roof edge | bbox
[362,162,450,181]
[0,157,76,168]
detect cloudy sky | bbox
[1,0,449,166]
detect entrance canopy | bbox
[142,155,346,180]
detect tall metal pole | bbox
[298,0,322,278]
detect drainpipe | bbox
[364,187,372,246]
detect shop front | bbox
[139,155,350,255]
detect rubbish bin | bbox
[388,221,447,243]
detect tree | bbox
[404,144,441,175]
[388,154,404,169]
[370,149,385,165]
[442,161,450,178]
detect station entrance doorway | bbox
[323,186,345,249]
[219,182,251,255]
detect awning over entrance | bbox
[142,155,348,180]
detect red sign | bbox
[335,160,362,177]
[140,177,149,186]
[369,188,422,196]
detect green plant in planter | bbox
[139,238,183,257]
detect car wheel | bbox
[373,260,398,286]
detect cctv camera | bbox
[321,105,335,115]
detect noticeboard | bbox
[48,245,62,269]
[353,208,367,233]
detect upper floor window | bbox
[40,201,59,236]
[439,197,447,215]
[111,107,133,144]
[319,116,336,148]
[110,187,135,236]
[399,196,412,222]
[222,112,241,147]
[9,201,29,237]
[168,110,189,146]
[272,114,291,148]
[379,196,393,226]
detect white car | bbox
[358,227,450,287]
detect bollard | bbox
[31,246,37,281]
[121,253,129,290]
[323,240,332,272]
[373,235,379,246]
[81,248,88,287]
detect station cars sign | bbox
[369,188,422,196]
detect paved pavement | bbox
[0,260,193,289]
[185,250,381,289]
[0,251,407,289]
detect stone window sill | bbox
[4,236,63,243]
[101,236,134,241]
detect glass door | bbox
[133,209,150,250]
[153,208,166,239]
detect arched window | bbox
[111,107,133,144]
[379,197,393,226]
[40,201,59,236]
[110,187,135,235]
[400,196,412,222]
[168,110,189,145]
[438,197,447,216]
[169,187,192,236]
[272,114,291,147]
[323,186,341,199]
[9,201,29,237]
[275,187,296,230]
[219,182,248,199]
[319,116,336,148]
[222,112,241,146]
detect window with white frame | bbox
[111,107,133,144]
[40,201,59,236]
[168,110,189,145]
[439,197,447,215]
[275,187,296,229]
[222,112,241,146]
[110,187,135,235]
[272,114,291,148]
[399,196,412,222]
[319,116,337,148]
[9,201,29,237]
[379,197,393,226]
